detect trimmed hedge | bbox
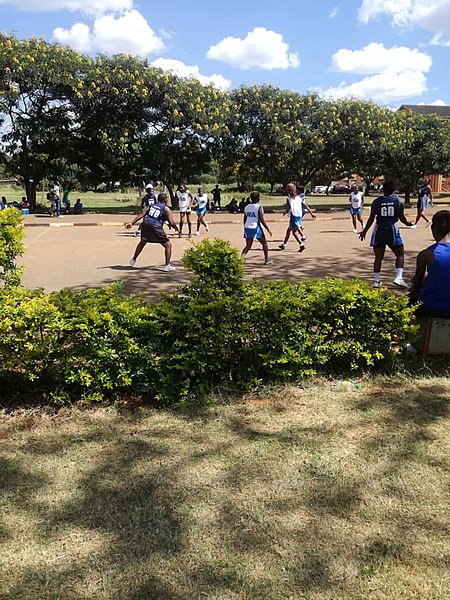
[0,239,417,406]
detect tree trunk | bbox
[164,181,177,209]
[404,184,412,207]
[25,179,38,211]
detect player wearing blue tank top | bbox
[410,210,450,317]
[359,181,414,289]
[241,190,273,264]
[125,193,180,272]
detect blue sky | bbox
[1,0,449,106]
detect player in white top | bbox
[193,187,209,235]
[241,190,273,264]
[349,185,364,232]
[176,182,194,238]
[279,184,316,252]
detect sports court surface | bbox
[20,208,446,301]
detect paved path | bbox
[19,207,448,301]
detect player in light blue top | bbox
[241,190,272,264]
[193,187,209,235]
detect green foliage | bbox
[0,240,417,407]
[0,284,157,403]
[0,207,24,285]
[181,238,244,295]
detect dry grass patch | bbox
[1,377,449,599]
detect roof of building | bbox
[398,104,450,118]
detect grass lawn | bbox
[1,377,449,599]
[2,184,449,215]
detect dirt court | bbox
[19,208,445,300]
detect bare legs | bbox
[179,212,192,237]
[241,237,269,263]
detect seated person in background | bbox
[20,196,30,210]
[1,196,8,210]
[238,197,247,213]
[225,197,239,213]
[409,210,450,317]
[73,198,83,214]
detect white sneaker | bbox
[195,231,200,236]
[264,259,273,265]
[278,243,286,250]
[408,224,417,229]
[129,258,136,267]
[353,229,358,233]
[163,264,176,272]
[205,225,209,232]
[393,277,408,288]
[426,220,432,228]
[134,231,140,237]
[373,280,381,288]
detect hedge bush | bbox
[0,207,24,286]
[0,239,417,406]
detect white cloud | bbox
[320,42,431,103]
[53,23,92,52]
[207,27,300,70]
[418,98,447,105]
[329,6,339,19]
[152,58,231,91]
[358,0,450,46]
[0,0,132,14]
[331,43,432,75]
[320,70,428,104]
[53,10,165,56]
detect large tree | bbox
[0,35,92,209]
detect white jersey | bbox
[288,195,303,217]
[176,189,191,212]
[244,203,261,229]
[350,191,363,209]
[194,193,208,210]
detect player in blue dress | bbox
[241,191,272,264]
[359,181,414,288]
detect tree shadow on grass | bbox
[2,381,449,599]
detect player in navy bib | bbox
[125,193,180,272]
[359,181,414,289]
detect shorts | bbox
[350,207,362,215]
[141,221,169,244]
[196,206,207,216]
[244,225,264,239]
[370,224,403,248]
[289,215,303,230]
[417,196,429,211]
[179,206,191,214]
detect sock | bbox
[396,268,403,279]
[374,272,381,283]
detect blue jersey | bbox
[373,194,401,227]
[144,202,166,225]
[419,243,450,313]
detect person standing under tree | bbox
[176,182,194,238]
[210,184,222,211]
[193,187,209,235]
[241,191,272,265]
[359,181,415,288]
[413,180,433,227]
[349,185,364,232]
[125,192,179,272]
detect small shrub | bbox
[0,208,24,285]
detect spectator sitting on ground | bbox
[409,210,450,317]
[73,198,83,214]
[225,198,239,213]
[238,197,247,213]
[20,197,30,210]
[1,196,7,210]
